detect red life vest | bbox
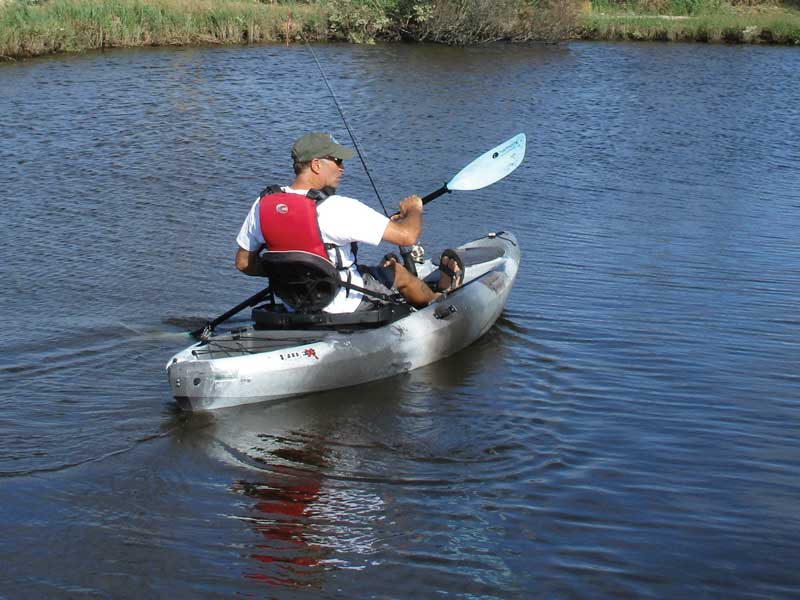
[258,189,329,261]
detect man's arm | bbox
[382,195,423,246]
[235,247,263,276]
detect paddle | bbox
[398,132,527,273]
[420,132,527,205]
[190,286,272,340]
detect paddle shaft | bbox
[191,286,271,340]
[392,185,450,219]
[421,185,450,205]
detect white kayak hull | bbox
[166,232,520,411]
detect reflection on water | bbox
[235,460,328,587]
[176,394,380,587]
[170,327,512,589]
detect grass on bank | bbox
[0,0,327,58]
[1,0,800,59]
[581,0,800,42]
[0,0,583,57]
[580,11,800,43]
[589,0,800,17]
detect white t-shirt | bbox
[236,186,390,313]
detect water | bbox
[2,41,799,598]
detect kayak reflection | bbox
[179,392,390,588]
[233,448,329,587]
[171,325,514,588]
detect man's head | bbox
[292,131,354,175]
[290,132,354,189]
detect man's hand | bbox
[392,195,423,221]
[383,195,423,246]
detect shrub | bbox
[403,0,582,44]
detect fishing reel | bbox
[409,244,426,264]
[399,244,426,277]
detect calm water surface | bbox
[1,41,799,598]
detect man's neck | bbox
[291,174,323,190]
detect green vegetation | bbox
[0,0,580,58]
[582,0,800,43]
[0,0,582,58]
[323,0,581,44]
[0,0,325,58]
[0,0,798,59]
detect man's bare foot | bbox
[438,249,464,293]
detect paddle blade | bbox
[446,133,526,192]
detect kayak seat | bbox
[260,250,340,313]
[255,250,412,330]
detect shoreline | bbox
[1,1,798,61]
[578,10,800,44]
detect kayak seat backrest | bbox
[260,250,339,313]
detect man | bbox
[235,132,462,313]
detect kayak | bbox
[166,231,520,411]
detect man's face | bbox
[315,156,344,188]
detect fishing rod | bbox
[303,42,390,218]
[302,38,424,273]
[296,37,525,279]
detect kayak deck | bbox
[188,329,332,360]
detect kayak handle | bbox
[434,304,458,320]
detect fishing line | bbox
[302,40,390,217]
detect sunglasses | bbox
[320,155,344,167]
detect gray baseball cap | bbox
[291,132,355,163]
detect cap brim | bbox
[327,146,355,160]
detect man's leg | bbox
[378,255,462,308]
[392,263,439,308]
[391,256,463,308]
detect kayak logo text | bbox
[279,348,320,361]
